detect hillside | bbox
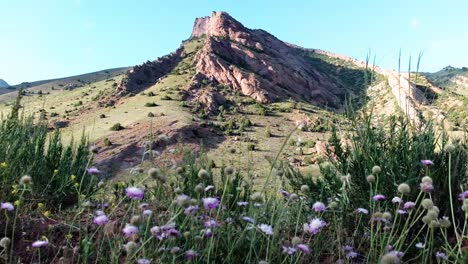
[0,11,464,177]
[423,66,468,96]
[0,79,8,87]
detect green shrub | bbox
[99,114,106,118]
[110,123,124,131]
[147,91,156,97]
[0,108,95,208]
[247,144,256,151]
[161,95,172,100]
[147,112,155,117]
[103,138,112,146]
[145,102,158,107]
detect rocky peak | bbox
[191,11,247,38]
[0,79,9,88]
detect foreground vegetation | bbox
[0,98,467,263]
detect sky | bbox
[1,0,467,85]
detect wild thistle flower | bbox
[291,236,302,246]
[32,240,49,248]
[170,247,181,255]
[148,168,160,179]
[458,191,468,201]
[237,201,249,206]
[242,216,255,224]
[421,198,434,209]
[372,194,386,201]
[225,167,235,175]
[300,185,310,192]
[282,246,297,255]
[203,228,214,238]
[93,214,109,225]
[403,201,415,210]
[126,187,144,199]
[87,167,101,175]
[382,212,392,221]
[194,183,205,193]
[97,180,105,188]
[420,160,433,166]
[279,189,290,198]
[356,208,369,214]
[420,182,434,193]
[19,175,32,185]
[124,241,138,255]
[296,244,310,254]
[328,201,338,209]
[372,165,382,174]
[303,218,327,235]
[176,194,190,207]
[426,209,439,220]
[0,237,10,248]
[289,193,299,201]
[444,143,455,152]
[367,174,376,183]
[397,183,411,195]
[198,169,209,179]
[137,259,151,264]
[130,215,142,225]
[1,202,14,211]
[202,197,220,210]
[122,224,139,239]
[184,205,199,215]
[421,176,432,184]
[379,252,401,264]
[143,209,153,216]
[312,202,326,212]
[204,219,220,228]
[397,210,407,215]
[415,242,425,249]
[391,197,402,204]
[258,224,273,235]
[184,250,200,260]
[343,245,358,259]
[439,216,451,228]
[435,251,448,261]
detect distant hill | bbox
[0,79,9,88]
[422,66,468,96]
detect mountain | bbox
[422,66,468,96]
[0,79,9,88]
[0,11,464,174]
[116,11,375,112]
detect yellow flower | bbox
[0,162,7,169]
[43,211,51,217]
[65,233,72,240]
[54,169,59,175]
[70,175,76,181]
[74,183,80,188]
[37,203,44,209]
[13,200,20,206]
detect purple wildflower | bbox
[1,202,14,211]
[184,205,199,215]
[203,228,214,238]
[296,244,310,254]
[138,203,149,209]
[312,202,326,212]
[343,245,358,259]
[372,194,386,201]
[202,197,220,210]
[185,250,200,260]
[122,224,139,238]
[282,246,297,255]
[356,208,369,214]
[175,194,190,206]
[126,187,144,199]
[242,216,255,224]
[420,182,434,193]
[435,251,448,261]
[258,224,273,235]
[397,209,407,215]
[93,214,109,225]
[204,219,220,228]
[150,223,180,241]
[420,160,434,166]
[391,197,403,204]
[390,250,404,258]
[32,240,49,248]
[137,259,151,264]
[458,191,468,201]
[86,167,101,175]
[403,201,416,210]
[143,209,153,216]
[279,189,290,198]
[303,218,327,235]
[237,201,249,206]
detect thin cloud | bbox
[410,18,421,29]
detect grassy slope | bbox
[423,66,468,96]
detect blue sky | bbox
[1,0,467,84]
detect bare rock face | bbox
[189,11,347,108]
[116,48,183,96]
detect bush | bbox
[0,107,96,208]
[147,112,155,117]
[147,91,156,97]
[161,95,172,100]
[247,143,256,151]
[103,138,112,146]
[99,114,106,118]
[145,102,158,107]
[110,123,124,131]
